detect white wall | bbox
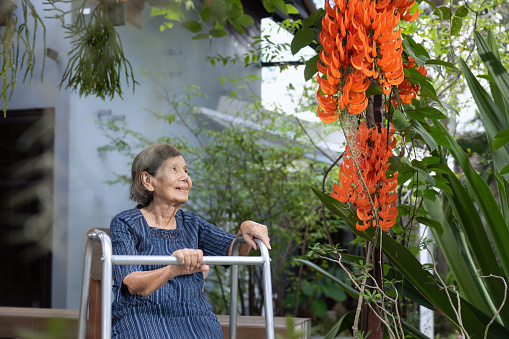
[4,1,260,309]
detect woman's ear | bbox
[141,172,155,192]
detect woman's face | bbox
[145,156,192,206]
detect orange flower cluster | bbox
[317,0,419,122]
[397,57,427,104]
[331,122,399,231]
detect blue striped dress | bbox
[110,207,235,339]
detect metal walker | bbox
[77,229,274,339]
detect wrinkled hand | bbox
[171,249,209,276]
[238,221,271,251]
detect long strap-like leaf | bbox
[423,198,492,315]
[475,30,509,125]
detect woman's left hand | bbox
[238,221,271,251]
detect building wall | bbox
[5,1,260,309]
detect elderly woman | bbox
[110,143,271,339]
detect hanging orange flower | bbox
[316,0,420,122]
[397,57,427,104]
[331,122,399,231]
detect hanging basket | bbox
[105,0,127,26]
[0,0,16,26]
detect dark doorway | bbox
[0,109,54,308]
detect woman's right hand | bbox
[123,248,209,296]
[171,248,209,277]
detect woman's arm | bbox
[123,248,209,297]
[227,221,271,256]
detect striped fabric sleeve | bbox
[110,215,142,285]
[197,217,236,257]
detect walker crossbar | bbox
[78,229,274,339]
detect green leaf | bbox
[405,67,431,85]
[209,28,228,38]
[208,0,228,18]
[163,3,185,21]
[501,164,509,175]
[191,33,210,40]
[312,299,327,318]
[404,68,440,103]
[323,311,355,339]
[262,0,276,12]
[235,14,254,27]
[411,119,438,151]
[414,167,436,186]
[407,106,447,121]
[303,8,325,28]
[425,59,457,68]
[402,34,430,65]
[427,163,452,174]
[451,16,463,36]
[365,85,384,96]
[433,43,449,57]
[286,4,299,14]
[420,80,441,104]
[422,156,440,165]
[201,6,212,21]
[486,28,501,60]
[422,198,492,314]
[291,28,315,55]
[322,283,347,302]
[182,20,202,33]
[304,55,319,81]
[416,217,443,235]
[434,6,451,20]
[386,156,401,178]
[272,0,288,14]
[478,74,494,83]
[486,29,508,118]
[411,159,427,171]
[474,30,509,125]
[230,3,243,18]
[494,129,509,150]
[422,188,438,201]
[301,280,316,296]
[460,58,509,176]
[420,0,438,12]
[433,181,453,195]
[427,122,509,324]
[455,5,469,18]
[392,109,410,131]
[397,165,414,185]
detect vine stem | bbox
[478,274,507,339]
[426,246,470,338]
[320,151,344,256]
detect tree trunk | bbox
[361,244,384,338]
[361,91,384,338]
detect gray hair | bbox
[129,143,182,207]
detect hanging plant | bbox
[1,0,45,116]
[47,0,136,100]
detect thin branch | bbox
[320,152,344,252]
[295,116,336,163]
[478,274,507,339]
